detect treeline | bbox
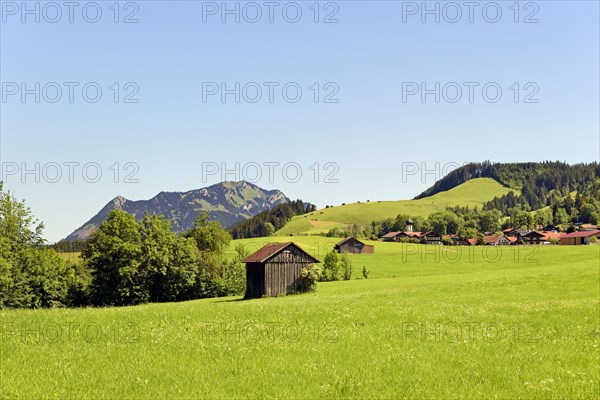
[330,210,503,240]
[0,182,247,309]
[0,183,89,308]
[416,162,598,212]
[229,200,316,239]
[48,240,88,253]
[485,179,600,225]
[323,180,600,240]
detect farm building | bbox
[444,234,475,246]
[419,231,442,245]
[542,224,560,233]
[559,230,600,245]
[503,228,519,237]
[381,231,402,242]
[334,237,374,254]
[381,231,421,242]
[242,242,320,298]
[578,223,599,231]
[520,231,546,245]
[485,235,517,245]
[540,231,565,242]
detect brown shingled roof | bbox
[561,230,600,239]
[335,237,363,247]
[242,242,320,264]
[381,231,401,238]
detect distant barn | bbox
[560,230,600,245]
[242,242,320,298]
[334,237,374,254]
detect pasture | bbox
[1,240,598,399]
[275,178,515,236]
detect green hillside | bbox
[276,178,514,236]
[3,241,598,398]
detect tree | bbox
[264,222,276,236]
[83,210,144,306]
[0,183,79,308]
[554,207,569,225]
[340,253,352,280]
[479,210,500,233]
[321,250,340,281]
[184,212,231,254]
[220,243,248,296]
[138,214,199,302]
[183,212,233,298]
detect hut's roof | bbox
[561,230,600,238]
[242,242,320,264]
[335,237,363,246]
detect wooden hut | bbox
[242,242,320,298]
[334,237,374,254]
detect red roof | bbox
[382,231,401,238]
[403,231,421,237]
[561,230,600,239]
[242,242,320,264]
[540,231,565,241]
[484,235,514,244]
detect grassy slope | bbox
[2,240,598,399]
[276,178,514,236]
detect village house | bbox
[443,234,475,246]
[381,231,402,242]
[542,224,560,233]
[559,230,600,245]
[334,237,374,254]
[419,231,442,245]
[503,227,519,237]
[484,235,517,245]
[243,242,320,298]
[520,231,546,245]
[381,231,421,242]
[540,231,565,242]
[578,223,599,232]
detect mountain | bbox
[64,181,289,242]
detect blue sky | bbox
[1,0,599,242]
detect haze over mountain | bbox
[64,181,288,242]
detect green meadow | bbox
[2,238,598,399]
[276,178,515,235]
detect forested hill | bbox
[229,200,316,239]
[415,161,599,210]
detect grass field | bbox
[2,238,598,399]
[57,252,81,265]
[276,178,515,236]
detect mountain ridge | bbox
[63,181,289,242]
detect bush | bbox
[340,253,352,280]
[362,266,369,279]
[441,238,454,246]
[297,264,320,293]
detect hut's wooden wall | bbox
[245,262,265,298]
[338,243,375,254]
[263,245,314,296]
